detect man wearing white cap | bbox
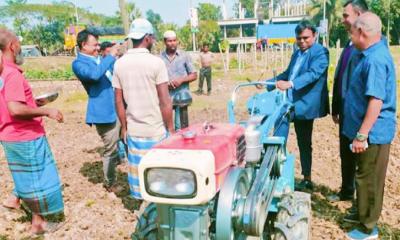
[113,18,174,199]
[161,30,197,130]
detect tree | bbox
[370,0,400,45]
[309,0,345,46]
[146,10,163,38]
[198,3,222,21]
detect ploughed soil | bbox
[0,75,399,240]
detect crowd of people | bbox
[0,0,397,239]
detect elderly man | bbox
[161,30,197,130]
[343,13,396,240]
[0,28,64,234]
[113,19,174,199]
[329,0,369,203]
[266,20,329,192]
[72,30,123,192]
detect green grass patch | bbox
[25,68,75,81]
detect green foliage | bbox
[370,0,400,45]
[198,3,222,21]
[146,9,163,39]
[25,67,75,81]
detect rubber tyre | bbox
[131,203,159,240]
[273,191,311,240]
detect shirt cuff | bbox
[289,81,294,88]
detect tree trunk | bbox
[119,0,130,35]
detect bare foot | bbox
[2,195,20,210]
[31,221,65,235]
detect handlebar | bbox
[230,81,287,105]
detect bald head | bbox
[350,12,382,50]
[354,12,382,37]
[0,28,18,51]
[0,28,23,65]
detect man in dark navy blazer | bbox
[72,30,122,192]
[269,20,329,191]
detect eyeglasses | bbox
[296,36,311,41]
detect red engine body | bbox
[154,123,246,191]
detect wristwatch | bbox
[356,132,368,141]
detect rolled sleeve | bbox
[156,60,169,85]
[364,61,387,100]
[4,72,26,103]
[112,65,121,89]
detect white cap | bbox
[163,30,176,39]
[127,18,154,40]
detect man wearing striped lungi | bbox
[113,19,174,199]
[0,28,64,234]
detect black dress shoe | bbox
[295,179,314,192]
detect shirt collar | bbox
[361,39,385,57]
[127,48,150,54]
[78,52,100,62]
[3,59,23,73]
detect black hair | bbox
[343,0,369,13]
[130,35,146,46]
[295,20,317,35]
[77,29,99,49]
[100,41,114,51]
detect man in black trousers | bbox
[329,0,369,202]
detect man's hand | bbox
[46,108,63,123]
[168,78,183,89]
[120,127,127,144]
[351,139,368,153]
[332,115,339,124]
[276,80,292,91]
[109,44,122,57]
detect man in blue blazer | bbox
[269,21,330,191]
[72,30,122,192]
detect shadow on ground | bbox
[310,181,400,239]
[79,161,142,212]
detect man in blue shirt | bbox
[267,21,329,192]
[161,30,197,130]
[72,30,122,192]
[343,13,397,240]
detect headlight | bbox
[145,168,197,198]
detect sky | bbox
[0,0,236,26]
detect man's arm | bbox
[156,82,174,133]
[115,88,127,142]
[72,55,116,82]
[291,47,329,91]
[7,101,63,122]
[169,53,198,89]
[351,97,382,153]
[0,50,3,74]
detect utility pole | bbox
[74,0,79,24]
[119,0,130,35]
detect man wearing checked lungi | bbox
[113,19,174,200]
[0,28,65,234]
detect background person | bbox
[72,30,123,193]
[195,43,214,96]
[0,28,64,234]
[113,19,174,199]
[161,30,197,130]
